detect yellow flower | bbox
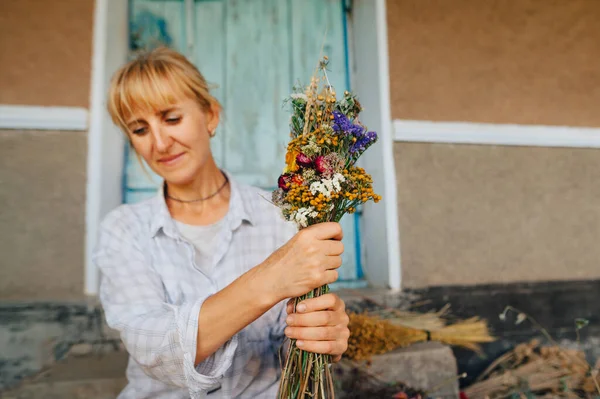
[284,149,300,173]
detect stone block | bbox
[336,342,459,399]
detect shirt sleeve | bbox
[268,216,299,347]
[93,211,237,397]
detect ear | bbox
[206,102,221,132]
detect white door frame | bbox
[85,0,401,295]
[350,0,401,290]
[84,0,128,295]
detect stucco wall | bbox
[395,142,600,288]
[0,1,94,300]
[0,0,94,107]
[387,0,600,287]
[0,130,87,300]
[387,0,600,126]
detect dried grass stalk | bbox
[464,340,600,399]
[278,287,335,399]
[345,312,495,361]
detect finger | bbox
[324,240,344,256]
[322,255,342,271]
[296,293,339,313]
[285,326,341,341]
[332,354,342,363]
[309,222,343,241]
[296,339,347,356]
[287,310,336,327]
[323,269,339,285]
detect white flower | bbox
[323,179,334,194]
[290,93,308,101]
[309,174,346,199]
[332,173,345,191]
[293,206,317,228]
[309,181,329,198]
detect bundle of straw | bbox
[464,340,600,399]
[345,312,495,361]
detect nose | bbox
[152,125,173,153]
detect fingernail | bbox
[286,316,293,325]
[296,340,304,348]
[297,304,306,312]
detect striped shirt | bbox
[93,172,297,398]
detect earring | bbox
[209,128,216,138]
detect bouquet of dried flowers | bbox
[272,56,381,398]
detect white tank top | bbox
[174,218,225,274]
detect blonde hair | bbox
[107,47,220,132]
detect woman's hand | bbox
[284,293,350,362]
[258,222,344,301]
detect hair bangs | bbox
[107,47,220,134]
[109,60,195,129]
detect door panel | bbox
[125,0,362,282]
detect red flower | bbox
[278,174,292,191]
[296,153,313,168]
[315,156,327,174]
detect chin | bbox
[161,166,202,187]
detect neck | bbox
[165,159,231,225]
[165,159,229,202]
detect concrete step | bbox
[336,342,460,399]
[1,296,458,398]
[2,351,128,399]
[0,301,121,392]
[2,345,458,399]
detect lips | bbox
[158,152,185,164]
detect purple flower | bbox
[332,111,353,133]
[331,110,378,155]
[296,153,313,168]
[350,131,378,154]
[332,111,367,137]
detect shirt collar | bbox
[149,170,255,238]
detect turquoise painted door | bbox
[125,0,364,284]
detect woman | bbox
[94,47,350,399]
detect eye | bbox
[131,126,147,135]
[165,116,182,124]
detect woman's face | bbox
[125,96,219,186]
